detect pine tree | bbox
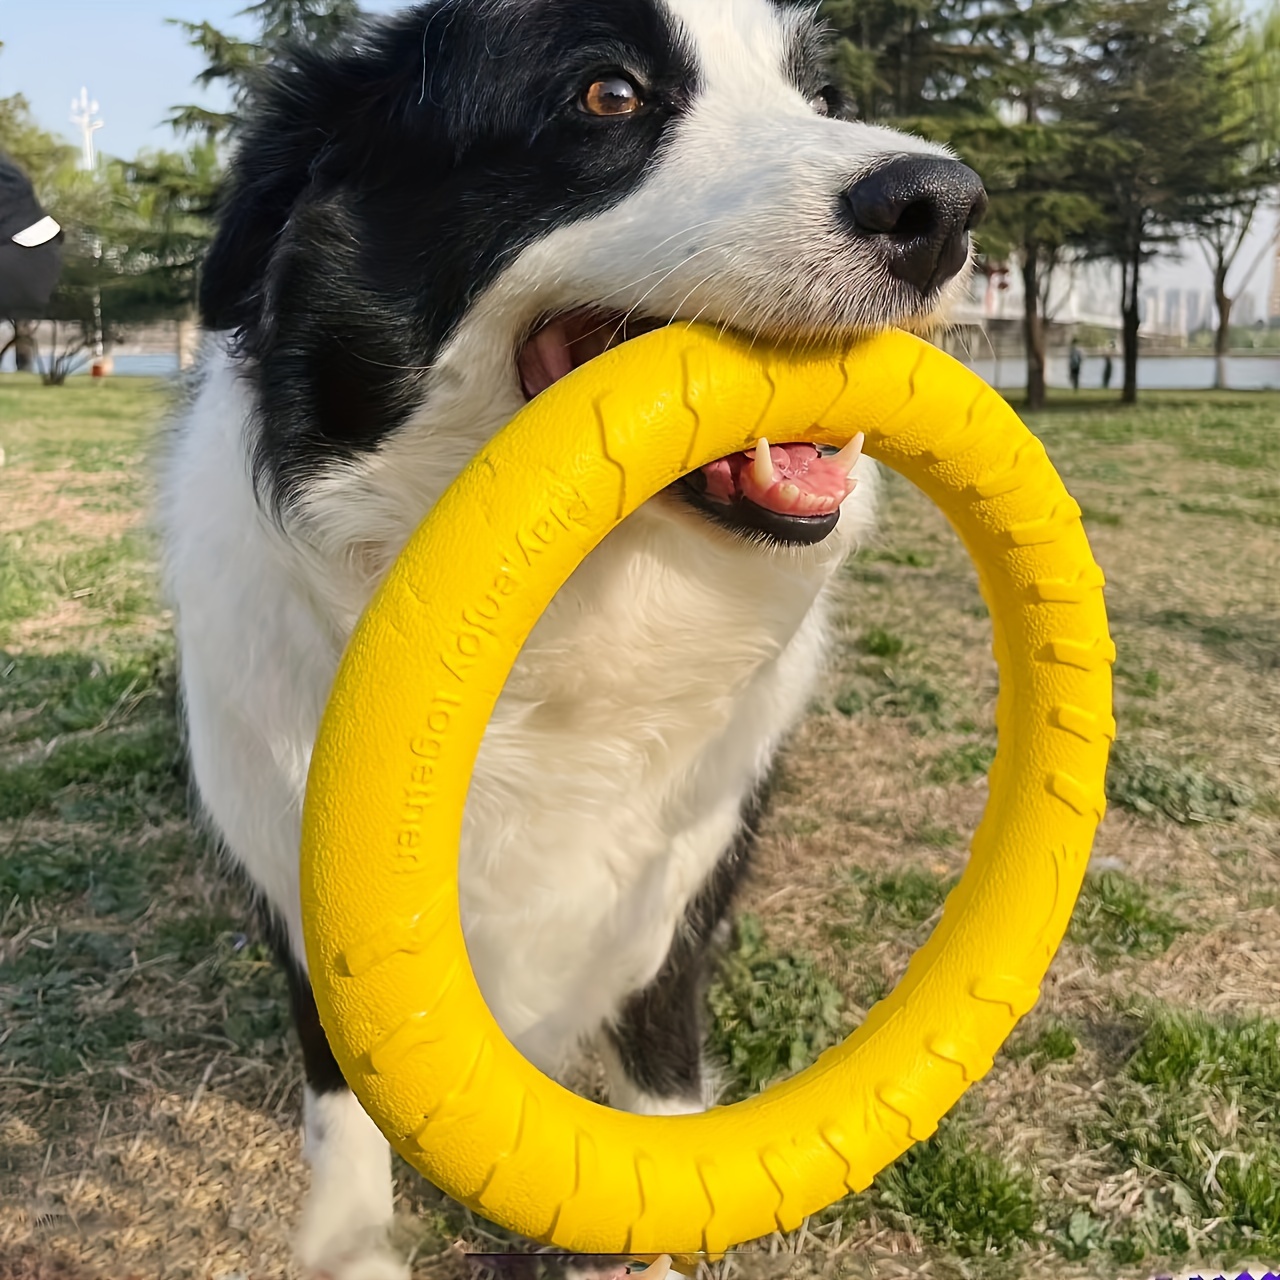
[1065,0,1250,402]
[168,0,363,141]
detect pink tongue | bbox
[701,443,855,516]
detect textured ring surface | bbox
[301,325,1113,1254]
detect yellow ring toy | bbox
[301,325,1113,1254]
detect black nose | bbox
[843,157,988,294]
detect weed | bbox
[858,627,905,658]
[870,1120,1039,1256]
[833,687,863,716]
[1106,742,1253,824]
[916,824,961,849]
[928,740,995,784]
[1079,504,1123,526]
[870,673,945,725]
[1090,1009,1280,1256]
[707,914,846,1098]
[1006,1019,1078,1068]
[1115,661,1164,699]
[828,868,952,946]
[864,548,937,568]
[1125,1008,1280,1104]
[1068,871,1185,961]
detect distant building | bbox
[1185,290,1205,334]
[1236,291,1258,328]
[1269,241,1280,321]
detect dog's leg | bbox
[263,910,408,1280]
[602,797,760,1115]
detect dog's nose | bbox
[843,157,988,294]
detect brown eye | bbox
[810,88,835,116]
[582,76,641,117]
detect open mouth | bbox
[517,308,862,546]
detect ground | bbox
[1,374,1278,1280]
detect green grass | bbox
[0,373,171,471]
[706,914,847,1098]
[857,626,905,658]
[1087,1009,1280,1262]
[1006,1019,1080,1069]
[826,867,954,949]
[927,738,996,784]
[1106,742,1254,825]
[862,1118,1040,1256]
[1068,871,1187,962]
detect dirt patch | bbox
[0,467,140,544]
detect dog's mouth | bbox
[516,308,861,546]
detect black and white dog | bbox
[160,0,985,1274]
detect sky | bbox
[2,0,1276,320]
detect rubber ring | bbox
[302,325,1113,1254]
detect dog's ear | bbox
[199,59,338,333]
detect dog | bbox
[160,0,985,1274]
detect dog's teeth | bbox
[752,438,775,489]
[834,431,865,478]
[779,482,801,506]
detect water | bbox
[6,350,1280,391]
[964,353,1280,392]
[0,353,182,377]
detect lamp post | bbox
[69,88,109,374]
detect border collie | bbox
[160,0,985,1274]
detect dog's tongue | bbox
[701,440,858,516]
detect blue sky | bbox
[2,0,1275,315]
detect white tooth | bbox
[752,438,775,490]
[779,482,801,507]
[834,431,865,477]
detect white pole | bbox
[69,89,107,364]
[70,88,103,172]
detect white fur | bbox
[160,0,966,1271]
[298,1087,406,1280]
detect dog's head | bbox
[205,0,985,550]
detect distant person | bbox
[0,154,63,371]
[1068,339,1083,392]
[1102,351,1113,391]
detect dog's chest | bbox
[452,512,834,1068]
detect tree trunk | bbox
[1121,250,1140,405]
[14,321,37,373]
[1213,270,1231,391]
[1021,243,1047,411]
[176,314,199,371]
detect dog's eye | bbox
[581,76,642,117]
[810,87,838,117]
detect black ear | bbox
[199,71,335,332]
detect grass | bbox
[866,1120,1040,1257]
[2,374,1279,1279]
[1068,871,1187,962]
[706,914,847,1098]
[1087,1009,1280,1264]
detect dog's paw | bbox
[302,1233,409,1280]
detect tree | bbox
[1064,0,1240,403]
[168,0,363,142]
[1178,1,1280,387]
[943,0,1097,410]
[116,143,221,364]
[821,0,995,121]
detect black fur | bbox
[201,0,699,510]
[259,904,347,1094]
[605,789,763,1101]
